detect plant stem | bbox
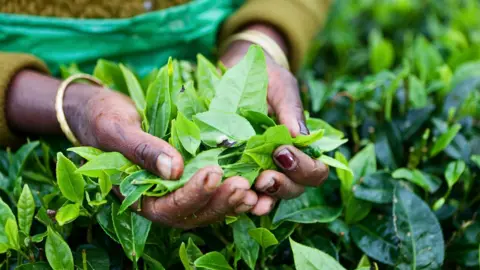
[218,152,242,160]
[212,227,230,246]
[18,250,30,262]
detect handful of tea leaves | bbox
[65,45,349,214]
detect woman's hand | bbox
[6,70,264,228]
[220,24,330,212]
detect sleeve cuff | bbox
[219,0,332,72]
[0,53,49,147]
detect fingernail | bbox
[299,121,310,135]
[156,153,172,179]
[258,178,275,192]
[204,172,221,192]
[235,204,253,214]
[274,148,296,170]
[266,181,280,194]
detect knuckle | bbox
[133,141,158,170]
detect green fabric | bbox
[0,0,239,76]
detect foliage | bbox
[1,0,480,269]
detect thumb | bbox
[269,82,309,137]
[103,128,184,180]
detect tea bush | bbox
[1,0,480,269]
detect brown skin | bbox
[6,24,328,229]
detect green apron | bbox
[0,0,242,76]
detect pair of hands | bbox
[61,39,329,229]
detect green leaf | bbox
[353,172,396,203]
[408,75,428,109]
[445,160,466,189]
[272,187,342,227]
[93,59,128,94]
[179,238,203,270]
[17,184,35,234]
[9,141,40,180]
[98,172,112,199]
[176,112,201,156]
[196,54,220,101]
[240,109,276,133]
[345,197,372,225]
[242,125,292,169]
[356,255,371,269]
[210,45,268,114]
[430,124,462,157]
[351,214,398,266]
[194,111,256,147]
[176,81,207,120]
[319,155,353,175]
[111,203,151,261]
[96,204,119,243]
[302,235,339,261]
[120,64,145,112]
[74,245,110,270]
[119,183,153,214]
[56,203,80,226]
[146,66,171,138]
[5,218,19,250]
[349,143,377,183]
[194,252,233,270]
[31,231,48,243]
[231,215,259,270]
[46,226,74,270]
[56,152,85,203]
[392,168,441,193]
[306,117,344,138]
[293,129,325,147]
[290,238,346,270]
[248,228,279,249]
[413,36,443,82]
[309,137,348,153]
[369,30,395,73]
[393,185,444,269]
[143,253,166,270]
[75,152,132,177]
[67,147,103,161]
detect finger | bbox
[99,125,184,179]
[251,194,277,216]
[268,70,309,137]
[254,170,304,199]
[141,166,223,225]
[234,190,258,214]
[273,145,329,187]
[184,177,254,227]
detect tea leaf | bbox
[56,152,84,203]
[15,262,51,270]
[293,129,325,147]
[176,112,201,156]
[210,45,268,114]
[318,155,352,175]
[353,172,395,203]
[196,54,220,101]
[392,168,441,193]
[46,226,74,270]
[146,66,171,138]
[430,124,462,157]
[194,111,256,147]
[18,184,35,234]
[93,59,128,94]
[273,187,342,227]
[9,141,40,180]
[120,64,145,112]
[73,245,110,270]
[393,185,444,269]
[248,228,279,249]
[56,203,80,226]
[369,30,395,73]
[194,252,232,270]
[240,109,276,133]
[290,238,346,270]
[98,172,112,199]
[445,160,466,189]
[180,238,203,270]
[231,215,259,270]
[349,143,377,183]
[351,215,398,265]
[68,146,103,161]
[76,152,132,177]
[176,81,207,120]
[111,203,151,261]
[5,218,19,250]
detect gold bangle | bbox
[219,30,290,71]
[55,74,104,146]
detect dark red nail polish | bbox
[275,149,296,170]
[299,121,310,135]
[266,181,280,194]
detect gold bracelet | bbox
[55,74,105,146]
[219,30,290,71]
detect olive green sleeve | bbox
[0,53,49,147]
[219,0,333,72]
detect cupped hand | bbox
[220,34,329,215]
[65,85,261,228]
